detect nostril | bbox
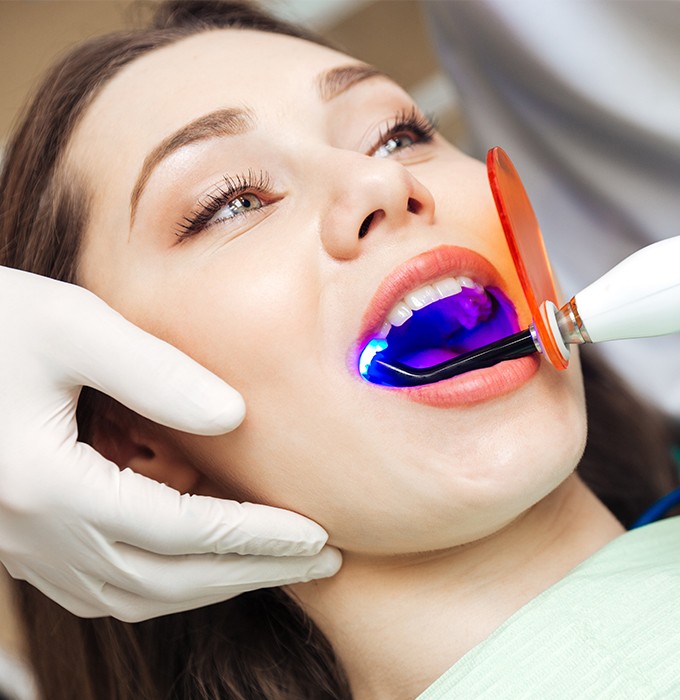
[358,212,375,238]
[407,198,421,215]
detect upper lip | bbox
[357,245,509,346]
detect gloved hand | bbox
[0,267,341,622]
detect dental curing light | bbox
[360,148,680,388]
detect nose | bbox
[319,153,436,260]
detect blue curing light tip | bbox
[359,338,388,380]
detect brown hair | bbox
[1,2,677,698]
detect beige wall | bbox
[0,1,143,147]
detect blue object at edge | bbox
[631,485,680,529]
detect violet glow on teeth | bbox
[359,286,521,386]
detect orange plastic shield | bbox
[487,147,568,369]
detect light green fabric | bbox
[416,517,680,699]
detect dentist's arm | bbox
[0,267,340,622]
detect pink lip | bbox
[398,355,540,407]
[353,245,539,407]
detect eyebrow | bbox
[129,107,253,225]
[316,63,386,101]
[129,64,385,225]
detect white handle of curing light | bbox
[574,236,680,343]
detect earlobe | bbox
[91,414,201,495]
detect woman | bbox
[1,2,678,698]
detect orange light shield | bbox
[487,147,568,370]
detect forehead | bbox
[72,29,357,157]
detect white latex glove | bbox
[0,267,341,622]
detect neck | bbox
[288,475,624,700]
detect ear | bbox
[91,412,201,495]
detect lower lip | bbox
[387,354,540,407]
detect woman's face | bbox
[72,29,586,554]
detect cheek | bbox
[126,251,335,506]
[81,224,332,506]
[105,241,319,390]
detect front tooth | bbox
[387,301,413,327]
[459,276,483,292]
[434,277,462,299]
[405,284,439,310]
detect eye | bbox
[373,133,417,158]
[175,170,274,241]
[370,107,436,159]
[212,192,264,223]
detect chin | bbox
[401,366,587,550]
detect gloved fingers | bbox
[8,543,341,622]
[83,462,330,558]
[85,546,342,622]
[5,558,112,618]
[45,283,244,435]
[1,268,244,436]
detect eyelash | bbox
[174,107,437,241]
[373,107,437,156]
[175,169,272,240]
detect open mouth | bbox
[359,275,520,385]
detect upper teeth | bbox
[378,275,484,338]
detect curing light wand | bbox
[363,235,680,388]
